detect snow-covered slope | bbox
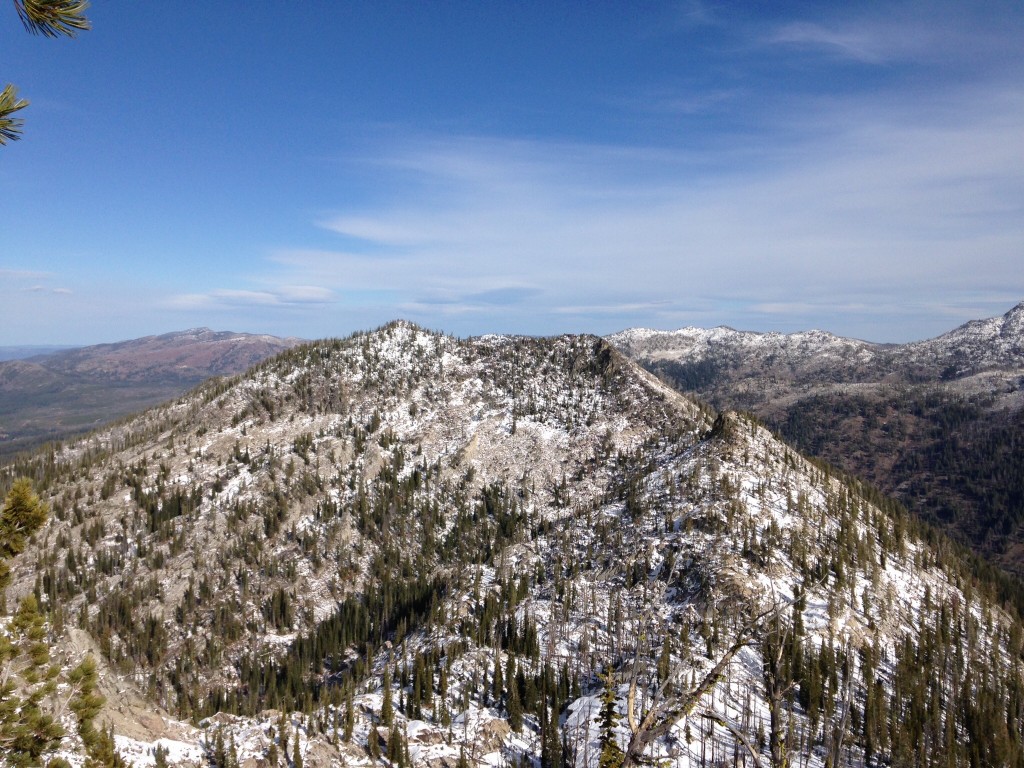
[902,301,1024,373]
[609,325,876,364]
[608,303,1024,580]
[609,301,1024,381]
[4,321,1023,767]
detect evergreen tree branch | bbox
[0,84,29,146]
[15,0,90,37]
[3,1,90,145]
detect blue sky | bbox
[2,1,1022,345]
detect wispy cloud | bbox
[166,286,336,311]
[279,285,335,303]
[763,3,1024,71]
[2,268,71,296]
[264,81,1023,339]
[467,287,542,306]
[766,21,919,64]
[553,300,676,316]
[414,287,542,307]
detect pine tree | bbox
[65,657,126,768]
[68,655,108,761]
[492,645,503,702]
[541,701,563,768]
[0,595,63,767]
[0,478,49,590]
[382,666,394,725]
[597,668,624,768]
[388,723,403,765]
[507,678,524,733]
[343,685,355,742]
[279,713,289,758]
[292,728,303,768]
[657,636,671,684]
[368,725,381,760]
[84,723,128,768]
[210,729,227,768]
[1,1,90,145]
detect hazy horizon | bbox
[3,295,1022,353]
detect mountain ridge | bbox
[609,300,1024,377]
[0,328,304,461]
[3,321,1023,767]
[28,327,306,381]
[609,301,1024,579]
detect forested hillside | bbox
[2,322,1023,767]
[610,302,1024,581]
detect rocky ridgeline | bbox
[610,303,1024,580]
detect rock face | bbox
[4,321,1024,767]
[610,302,1024,579]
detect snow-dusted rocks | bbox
[4,320,1023,767]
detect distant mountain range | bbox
[609,301,1024,578]
[0,328,303,460]
[610,301,1024,382]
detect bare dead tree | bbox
[620,597,789,767]
[618,554,829,768]
[826,642,855,768]
[700,710,764,768]
[762,612,798,768]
